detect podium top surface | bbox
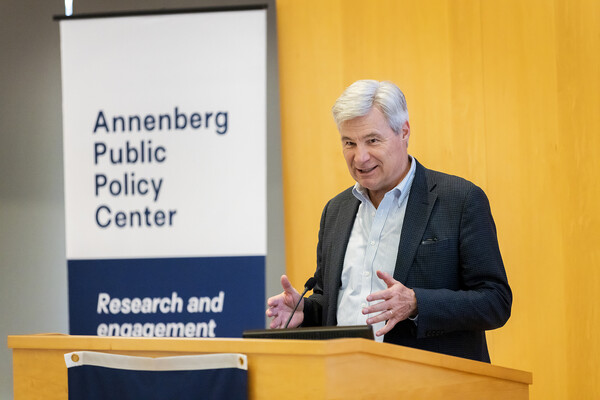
[7,333,531,385]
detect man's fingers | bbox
[366,287,393,302]
[265,275,305,329]
[281,274,298,295]
[366,306,400,324]
[376,270,397,287]
[268,309,287,329]
[366,271,401,302]
[375,320,396,337]
[266,306,277,317]
[362,299,389,315]
[269,316,283,329]
[266,296,279,307]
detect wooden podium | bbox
[8,334,531,399]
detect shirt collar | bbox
[352,155,416,207]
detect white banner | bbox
[60,10,266,260]
[59,9,267,338]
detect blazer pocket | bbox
[413,238,458,288]
[415,238,451,265]
[417,238,450,253]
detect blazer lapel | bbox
[394,161,437,284]
[326,192,359,324]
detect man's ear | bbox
[402,121,410,141]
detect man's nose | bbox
[354,144,370,163]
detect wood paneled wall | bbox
[275,0,600,398]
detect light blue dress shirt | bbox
[336,156,416,342]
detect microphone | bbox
[283,277,316,329]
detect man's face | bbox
[339,107,410,206]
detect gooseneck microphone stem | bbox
[283,277,316,329]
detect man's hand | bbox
[362,270,418,337]
[266,275,304,329]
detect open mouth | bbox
[357,166,377,174]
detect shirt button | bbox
[370,241,375,246]
[363,271,370,277]
[361,303,367,308]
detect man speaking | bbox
[267,80,512,362]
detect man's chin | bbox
[356,179,378,191]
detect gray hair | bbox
[332,80,409,133]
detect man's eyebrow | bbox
[341,132,383,142]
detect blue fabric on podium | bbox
[66,352,247,400]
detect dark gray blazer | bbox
[302,159,512,362]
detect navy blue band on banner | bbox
[68,256,265,338]
[68,366,247,400]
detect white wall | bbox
[0,1,282,398]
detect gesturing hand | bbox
[362,270,418,337]
[266,275,304,329]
